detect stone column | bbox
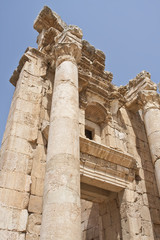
[139,90,160,195]
[40,42,81,240]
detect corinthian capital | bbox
[53,42,82,66]
[138,90,160,112]
[50,26,82,67]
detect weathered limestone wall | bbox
[0,49,47,239]
[0,48,54,240]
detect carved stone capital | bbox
[53,42,82,67]
[138,90,160,112]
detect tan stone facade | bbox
[0,6,160,240]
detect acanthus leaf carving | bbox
[138,90,160,111]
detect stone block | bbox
[31,177,44,197]
[0,205,28,231]
[0,171,31,192]
[4,136,33,156]
[0,230,25,240]
[15,98,41,116]
[79,123,85,137]
[28,195,43,214]
[14,79,42,104]
[102,213,111,228]
[140,206,151,221]
[27,213,42,235]
[128,217,141,236]
[17,87,42,104]
[141,220,154,237]
[142,193,149,206]
[87,216,99,229]
[13,110,39,128]
[33,145,46,164]
[42,95,51,110]
[150,208,160,224]
[0,150,29,174]
[124,189,135,203]
[40,107,50,121]
[0,188,29,209]
[37,131,44,145]
[26,233,40,240]
[154,223,160,238]
[9,122,38,142]
[79,108,85,124]
[31,157,46,179]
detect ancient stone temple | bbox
[0,6,160,240]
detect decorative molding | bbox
[80,137,136,192]
[80,164,129,192]
[80,137,136,168]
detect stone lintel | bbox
[80,167,128,192]
[81,183,111,203]
[34,6,67,33]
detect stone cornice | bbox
[124,71,158,112]
[34,6,67,33]
[80,137,136,169]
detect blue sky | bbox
[0,0,160,144]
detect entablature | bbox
[80,136,136,193]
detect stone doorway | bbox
[81,184,122,240]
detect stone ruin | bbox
[0,6,160,240]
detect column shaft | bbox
[40,59,81,239]
[143,107,160,195]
